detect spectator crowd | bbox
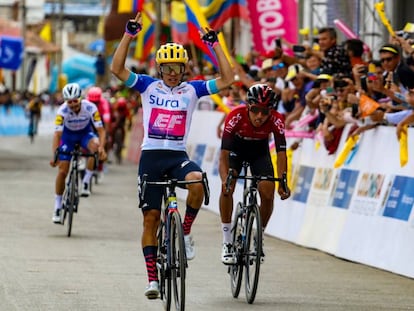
[190,25,414,157]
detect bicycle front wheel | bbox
[66,170,77,237]
[244,204,262,304]
[229,202,244,298]
[157,220,171,310]
[169,211,186,311]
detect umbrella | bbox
[88,39,105,53]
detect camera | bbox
[275,37,282,48]
[360,76,368,92]
[352,103,359,118]
[396,30,409,40]
[358,66,368,75]
[292,45,306,53]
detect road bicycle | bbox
[139,172,210,311]
[225,162,287,304]
[54,144,98,237]
[112,125,124,164]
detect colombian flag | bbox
[184,0,218,67]
[135,2,155,61]
[171,1,189,44]
[205,0,249,29]
[118,0,144,14]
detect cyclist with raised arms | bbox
[218,83,291,265]
[110,12,234,299]
[50,83,106,223]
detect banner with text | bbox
[247,0,298,55]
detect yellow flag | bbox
[118,0,133,13]
[374,1,395,37]
[286,148,293,189]
[40,22,52,42]
[399,125,408,167]
[334,135,359,168]
[210,93,230,114]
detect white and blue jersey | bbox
[127,74,218,151]
[54,99,103,133]
[54,99,103,159]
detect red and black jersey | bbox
[221,105,287,155]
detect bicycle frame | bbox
[55,145,98,237]
[226,162,287,304]
[140,172,210,311]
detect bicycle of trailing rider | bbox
[225,161,287,304]
[54,144,98,237]
[139,172,210,311]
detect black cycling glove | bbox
[125,20,142,38]
[202,30,219,48]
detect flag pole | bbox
[154,0,161,49]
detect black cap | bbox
[379,43,401,55]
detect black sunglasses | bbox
[335,87,346,93]
[249,105,270,115]
[160,64,185,74]
[380,56,395,63]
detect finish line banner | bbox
[247,0,298,54]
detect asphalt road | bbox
[1,134,414,311]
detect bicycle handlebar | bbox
[225,169,288,194]
[140,172,210,206]
[54,147,99,170]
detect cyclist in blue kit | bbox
[110,12,234,299]
[50,83,106,223]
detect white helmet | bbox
[62,83,81,100]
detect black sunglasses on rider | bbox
[249,105,270,115]
[160,64,185,74]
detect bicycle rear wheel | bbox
[157,220,171,310]
[169,212,186,311]
[229,202,244,298]
[66,171,77,237]
[113,127,124,164]
[244,204,262,304]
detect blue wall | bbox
[0,105,29,136]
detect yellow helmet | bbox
[156,43,188,64]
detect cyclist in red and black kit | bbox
[218,83,291,265]
[111,97,131,164]
[87,86,112,179]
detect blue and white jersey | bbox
[128,74,218,151]
[54,99,103,133]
